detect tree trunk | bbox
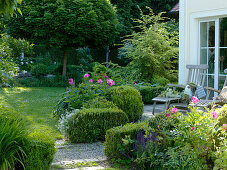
[106,46,109,67]
[62,50,67,75]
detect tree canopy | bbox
[0,0,22,17]
[5,0,120,74]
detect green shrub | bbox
[67,108,129,143]
[0,106,56,170]
[23,130,56,170]
[104,121,150,159]
[31,63,48,78]
[136,86,165,104]
[83,97,118,109]
[16,76,68,87]
[106,85,144,122]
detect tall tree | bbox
[5,0,120,75]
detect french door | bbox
[199,17,227,96]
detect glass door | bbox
[200,18,227,96]
[219,17,227,89]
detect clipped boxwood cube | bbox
[104,121,150,159]
[106,85,144,122]
[67,108,129,143]
[23,130,56,170]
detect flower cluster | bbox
[68,78,74,85]
[83,73,115,87]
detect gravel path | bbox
[51,105,159,169]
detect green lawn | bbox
[0,87,65,139]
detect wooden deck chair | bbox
[195,68,227,108]
[152,64,208,114]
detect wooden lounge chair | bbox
[152,64,208,115]
[194,68,227,108]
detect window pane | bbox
[219,48,227,73]
[200,22,208,47]
[208,21,215,47]
[200,48,207,64]
[220,17,227,47]
[208,48,215,74]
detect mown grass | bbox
[0,87,65,139]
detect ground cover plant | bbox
[0,87,65,139]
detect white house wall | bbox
[179,0,227,85]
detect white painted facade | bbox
[179,0,227,91]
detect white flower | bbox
[26,62,28,64]
[21,62,24,65]
[30,61,33,64]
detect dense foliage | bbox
[121,9,178,81]
[0,106,56,170]
[66,108,129,143]
[105,104,227,169]
[106,85,144,122]
[111,0,178,35]
[5,0,120,74]
[0,0,22,17]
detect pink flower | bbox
[192,127,195,131]
[89,79,93,83]
[84,73,90,78]
[171,108,178,113]
[107,78,115,87]
[104,75,108,79]
[166,113,170,118]
[157,125,160,128]
[223,124,227,131]
[192,96,199,104]
[212,112,218,119]
[97,79,103,84]
[68,78,74,85]
[133,82,135,85]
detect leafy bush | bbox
[31,63,49,78]
[16,76,68,87]
[121,9,178,81]
[83,97,118,109]
[0,106,56,170]
[136,85,165,104]
[23,130,56,170]
[0,54,17,87]
[104,121,150,159]
[106,85,144,122]
[164,144,208,169]
[67,108,129,143]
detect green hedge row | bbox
[137,86,165,104]
[67,108,129,143]
[104,121,151,159]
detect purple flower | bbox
[104,75,108,79]
[192,127,195,131]
[107,78,115,87]
[84,73,90,78]
[97,79,103,84]
[89,79,93,83]
[157,125,160,128]
[166,113,170,118]
[212,112,218,119]
[171,108,178,113]
[192,96,199,104]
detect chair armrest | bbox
[167,84,185,89]
[205,87,221,94]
